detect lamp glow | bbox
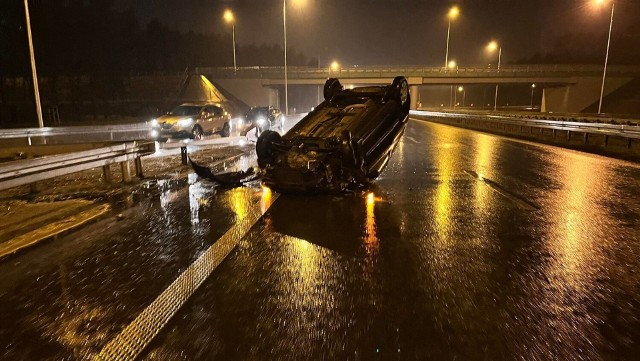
[223,9,234,23]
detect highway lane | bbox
[142,119,640,360]
[1,119,640,360]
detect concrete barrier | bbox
[411,111,640,162]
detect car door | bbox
[198,106,213,133]
[209,106,225,131]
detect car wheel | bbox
[191,125,204,140]
[221,122,230,137]
[385,76,410,106]
[323,78,343,102]
[256,130,281,168]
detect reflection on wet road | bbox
[2,119,640,360]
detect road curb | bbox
[0,203,111,259]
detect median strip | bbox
[0,203,111,259]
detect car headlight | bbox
[150,129,159,138]
[150,119,158,127]
[256,117,266,125]
[178,118,193,127]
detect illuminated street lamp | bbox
[594,0,615,114]
[23,0,43,128]
[445,6,460,68]
[330,61,340,73]
[487,40,502,111]
[458,86,466,107]
[530,83,536,109]
[223,9,236,72]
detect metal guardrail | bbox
[0,123,151,144]
[0,141,155,191]
[410,110,640,140]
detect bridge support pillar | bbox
[120,161,131,183]
[409,86,419,110]
[541,76,632,113]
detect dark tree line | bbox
[0,0,311,78]
[518,26,640,65]
[0,0,314,126]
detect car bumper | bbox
[151,127,191,139]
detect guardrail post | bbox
[134,157,144,178]
[567,131,572,141]
[604,135,609,146]
[552,129,557,138]
[628,138,633,149]
[583,133,589,144]
[29,182,41,194]
[121,161,131,183]
[181,146,188,165]
[102,165,112,183]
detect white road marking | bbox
[94,193,278,361]
[403,136,420,144]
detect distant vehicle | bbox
[245,106,283,135]
[256,76,410,193]
[150,102,232,140]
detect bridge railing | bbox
[196,65,640,79]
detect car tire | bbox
[323,78,343,101]
[221,122,230,137]
[191,125,204,140]
[385,76,410,106]
[256,130,281,168]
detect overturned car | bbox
[256,76,410,193]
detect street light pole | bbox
[444,6,459,68]
[445,17,451,68]
[493,46,502,112]
[223,10,237,72]
[598,2,614,114]
[454,85,457,108]
[458,86,466,107]
[530,83,536,109]
[447,60,456,109]
[283,0,289,115]
[232,23,236,72]
[23,0,43,128]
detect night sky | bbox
[117,0,640,66]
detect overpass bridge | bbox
[194,65,640,113]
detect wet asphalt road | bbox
[2,119,640,360]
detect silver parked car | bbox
[151,102,232,140]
